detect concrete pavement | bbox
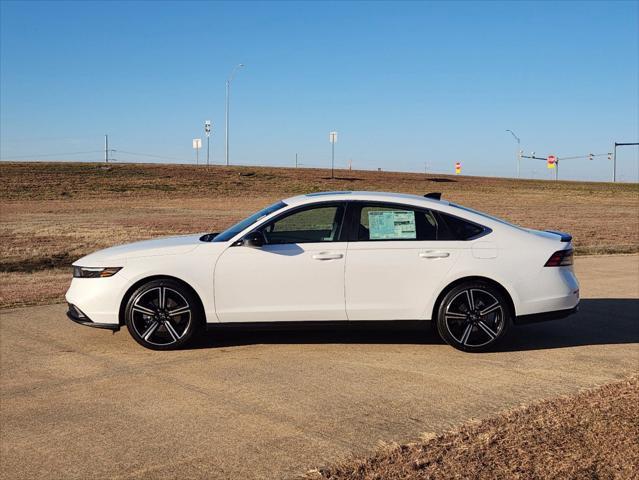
[1,255,638,479]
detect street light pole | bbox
[225,63,245,167]
[332,141,335,179]
[204,121,211,167]
[225,81,229,166]
[506,129,521,178]
[329,131,337,179]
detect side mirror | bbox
[241,231,264,248]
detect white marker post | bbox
[192,138,202,165]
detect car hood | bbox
[73,234,205,266]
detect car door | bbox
[214,202,348,322]
[344,202,462,321]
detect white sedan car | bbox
[66,191,579,352]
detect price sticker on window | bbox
[368,210,416,240]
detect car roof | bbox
[283,191,451,208]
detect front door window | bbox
[263,205,345,244]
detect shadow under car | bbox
[189,298,639,352]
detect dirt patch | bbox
[0,268,70,308]
[1,253,75,273]
[306,377,639,480]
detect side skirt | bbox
[206,320,431,332]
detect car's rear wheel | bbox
[436,281,512,352]
[125,279,202,350]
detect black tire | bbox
[436,281,512,353]
[124,279,203,350]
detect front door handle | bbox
[312,253,344,261]
[419,251,450,259]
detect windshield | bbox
[449,203,524,230]
[212,201,287,242]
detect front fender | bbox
[120,245,223,323]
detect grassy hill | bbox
[1,161,637,308]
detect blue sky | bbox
[1,0,637,181]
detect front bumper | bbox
[65,274,128,326]
[66,303,120,331]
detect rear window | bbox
[436,212,487,240]
[449,203,523,230]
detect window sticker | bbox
[368,210,416,240]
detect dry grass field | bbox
[1,161,637,308]
[306,377,639,480]
[1,161,638,479]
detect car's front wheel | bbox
[436,281,512,352]
[124,279,202,350]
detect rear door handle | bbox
[312,253,344,260]
[419,251,450,259]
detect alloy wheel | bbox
[443,288,505,348]
[130,286,192,347]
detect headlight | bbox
[73,266,122,278]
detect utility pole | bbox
[613,144,616,182]
[225,64,245,166]
[103,135,115,163]
[295,153,298,168]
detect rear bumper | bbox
[515,305,579,325]
[66,303,120,331]
[515,267,580,316]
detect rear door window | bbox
[357,204,439,241]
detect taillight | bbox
[545,249,573,267]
